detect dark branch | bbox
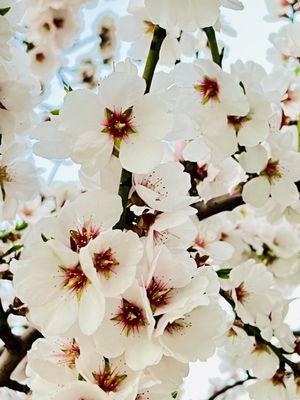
[0,328,41,389]
[0,301,22,353]
[208,376,254,400]
[195,194,244,221]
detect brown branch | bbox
[195,194,244,221]
[0,301,22,353]
[0,327,41,389]
[195,180,300,221]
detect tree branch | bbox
[195,193,244,220]
[208,376,254,400]
[0,301,22,353]
[0,327,41,389]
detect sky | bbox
[222,0,278,70]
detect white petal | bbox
[206,241,234,261]
[239,145,268,173]
[60,89,102,135]
[79,285,105,335]
[120,137,164,173]
[242,176,270,207]
[126,335,162,370]
[270,180,299,206]
[238,119,270,147]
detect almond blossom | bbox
[145,0,243,32]
[92,281,163,371]
[241,135,300,208]
[132,162,197,212]
[37,65,172,174]
[12,240,105,336]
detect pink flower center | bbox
[70,226,100,252]
[93,247,119,280]
[165,318,187,335]
[195,236,206,249]
[93,359,127,392]
[102,107,136,144]
[61,263,90,299]
[52,339,80,369]
[194,76,220,104]
[111,299,146,335]
[53,18,65,29]
[227,115,250,131]
[196,164,208,181]
[261,159,282,181]
[235,282,249,303]
[147,278,173,311]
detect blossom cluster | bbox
[24,0,95,80]
[0,1,300,400]
[0,2,40,220]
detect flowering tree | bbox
[0,0,300,399]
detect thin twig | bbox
[208,376,254,400]
[220,291,300,374]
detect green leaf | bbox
[15,221,28,231]
[50,109,60,116]
[0,7,10,16]
[217,268,232,279]
[0,230,10,240]
[2,244,24,258]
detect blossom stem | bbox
[244,324,299,373]
[115,26,167,230]
[203,27,222,67]
[143,26,167,93]
[207,376,254,400]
